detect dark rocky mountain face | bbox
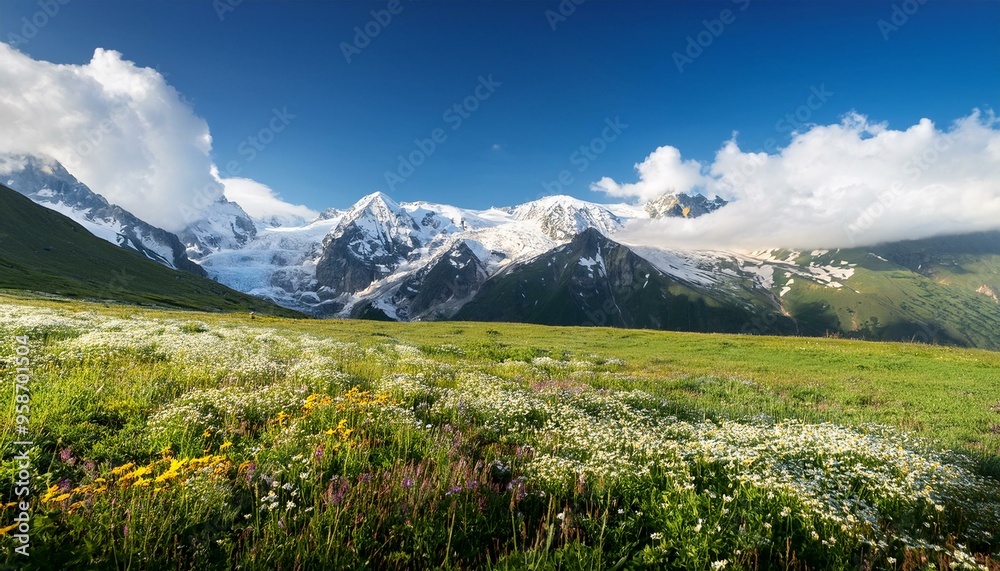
[382,241,490,320]
[314,194,421,297]
[456,228,795,334]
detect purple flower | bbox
[402,477,414,489]
[446,485,463,496]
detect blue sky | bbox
[1,0,997,212]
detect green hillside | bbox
[0,183,302,316]
[774,235,1000,349]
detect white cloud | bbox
[0,44,223,232]
[217,173,318,225]
[0,44,311,233]
[593,111,1000,250]
[592,145,707,202]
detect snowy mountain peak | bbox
[179,197,258,258]
[352,191,401,214]
[643,192,728,219]
[512,194,624,240]
[334,191,417,241]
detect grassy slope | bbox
[12,294,999,460]
[0,184,301,317]
[777,243,1000,349]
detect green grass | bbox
[1,296,998,570]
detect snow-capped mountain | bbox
[177,198,258,259]
[190,190,794,320]
[644,192,728,218]
[0,154,205,275]
[0,155,863,332]
[12,153,995,349]
[509,195,629,240]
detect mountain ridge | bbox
[5,153,1000,350]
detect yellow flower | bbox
[41,484,61,503]
[219,441,233,452]
[303,393,333,412]
[110,462,136,477]
[133,478,151,488]
[120,464,153,482]
[0,523,19,536]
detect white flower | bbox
[650,532,663,540]
[693,519,703,533]
[711,560,728,570]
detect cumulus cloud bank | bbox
[217,172,319,224]
[0,44,308,233]
[594,111,1000,251]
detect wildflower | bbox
[650,532,663,540]
[711,560,728,570]
[110,462,136,477]
[693,519,703,533]
[219,441,233,452]
[0,523,18,536]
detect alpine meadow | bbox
[1,0,999,569]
